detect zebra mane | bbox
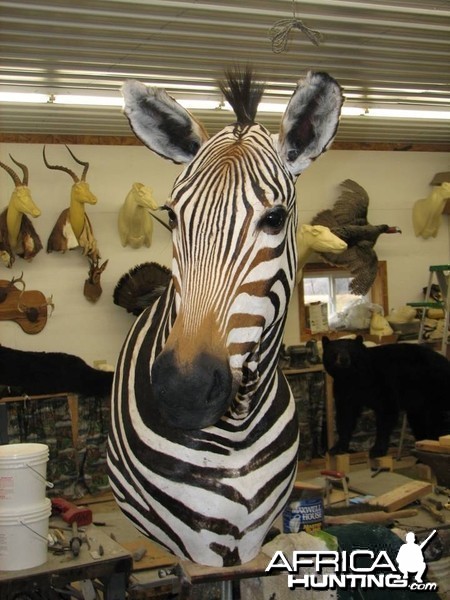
[218,67,265,125]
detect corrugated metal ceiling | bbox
[0,0,449,145]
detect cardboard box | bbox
[306,302,329,334]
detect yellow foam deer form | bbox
[118,182,159,248]
[44,145,100,259]
[0,155,42,268]
[296,223,347,281]
[412,182,450,239]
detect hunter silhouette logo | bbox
[396,530,436,583]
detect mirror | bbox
[298,260,388,340]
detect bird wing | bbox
[331,179,370,226]
[310,208,339,229]
[349,253,379,295]
[318,241,378,296]
[313,179,370,230]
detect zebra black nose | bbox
[151,350,233,429]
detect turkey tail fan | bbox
[113,262,171,315]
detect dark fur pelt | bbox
[0,345,113,397]
[322,335,450,458]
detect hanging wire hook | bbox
[269,0,323,53]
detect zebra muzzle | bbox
[151,349,233,429]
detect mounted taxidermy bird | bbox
[311,179,401,295]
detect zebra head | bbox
[121,69,342,430]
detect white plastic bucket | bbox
[0,498,51,570]
[0,443,53,509]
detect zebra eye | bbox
[259,207,287,234]
[162,205,177,229]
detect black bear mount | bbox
[322,335,450,458]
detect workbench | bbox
[0,524,132,600]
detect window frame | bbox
[297,261,388,340]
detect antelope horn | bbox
[42,146,79,182]
[9,155,29,185]
[65,145,90,181]
[0,159,21,187]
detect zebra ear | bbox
[121,80,209,164]
[278,72,343,177]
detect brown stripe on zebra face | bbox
[151,124,297,429]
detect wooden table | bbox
[0,524,132,600]
[176,552,275,599]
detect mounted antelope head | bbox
[84,256,109,303]
[0,155,42,267]
[44,145,100,259]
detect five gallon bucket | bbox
[0,443,52,510]
[0,498,51,570]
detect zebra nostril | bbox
[206,370,223,404]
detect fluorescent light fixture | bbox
[363,108,450,120]
[257,104,450,119]
[258,102,289,113]
[53,94,122,106]
[0,92,48,103]
[0,91,449,120]
[178,99,227,111]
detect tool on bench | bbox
[321,470,349,507]
[371,467,391,478]
[419,499,446,523]
[51,497,93,557]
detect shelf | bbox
[282,365,324,375]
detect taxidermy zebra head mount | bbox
[121,68,342,430]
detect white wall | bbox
[0,142,449,367]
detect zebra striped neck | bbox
[229,310,288,422]
[108,282,299,566]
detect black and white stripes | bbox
[108,70,342,566]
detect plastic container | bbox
[0,443,52,510]
[0,498,51,570]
